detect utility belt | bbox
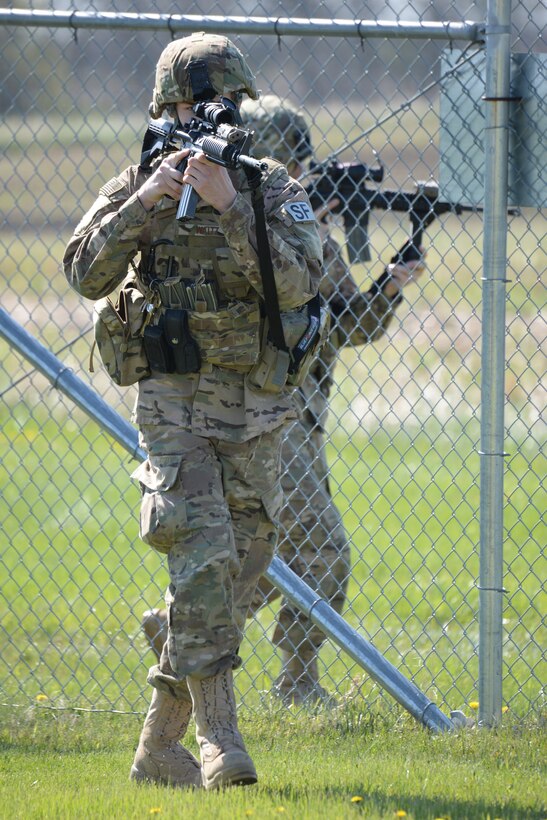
[141,297,327,390]
[91,275,324,390]
[92,284,261,384]
[142,297,261,375]
[91,278,325,393]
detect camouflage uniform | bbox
[63,51,323,689]
[239,95,406,698]
[250,232,403,656]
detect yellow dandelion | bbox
[149,809,161,815]
[469,701,480,710]
[395,812,408,818]
[276,809,286,814]
[35,694,48,702]
[502,706,509,713]
[351,796,364,803]
[245,812,254,817]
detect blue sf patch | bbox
[284,201,315,223]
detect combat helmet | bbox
[150,31,258,119]
[239,94,313,167]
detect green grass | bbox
[0,705,545,819]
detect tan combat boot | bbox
[142,608,168,661]
[274,648,331,706]
[187,668,257,790]
[130,688,202,788]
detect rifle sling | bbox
[244,167,288,354]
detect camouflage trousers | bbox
[249,416,350,655]
[134,421,284,689]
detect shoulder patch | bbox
[282,201,316,223]
[99,177,126,198]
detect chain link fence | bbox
[0,1,544,721]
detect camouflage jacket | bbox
[296,233,404,428]
[63,158,323,442]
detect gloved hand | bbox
[382,245,427,298]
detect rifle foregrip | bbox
[390,237,423,265]
[342,210,371,263]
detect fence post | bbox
[479,0,511,727]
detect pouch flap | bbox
[130,455,183,492]
[93,296,119,327]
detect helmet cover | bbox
[150,31,258,118]
[240,94,313,166]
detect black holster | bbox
[143,309,201,374]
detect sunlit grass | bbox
[0,705,545,819]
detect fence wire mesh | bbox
[0,1,545,721]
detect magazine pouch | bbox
[247,294,328,394]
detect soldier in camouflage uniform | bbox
[63,37,323,791]
[142,95,426,705]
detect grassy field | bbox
[0,704,545,819]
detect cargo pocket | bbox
[130,455,187,554]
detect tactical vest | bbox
[136,181,262,371]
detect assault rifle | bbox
[305,158,384,262]
[305,164,503,265]
[140,98,267,223]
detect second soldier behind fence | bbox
[142,95,426,704]
[63,38,323,790]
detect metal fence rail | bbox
[0,8,485,41]
[0,1,544,721]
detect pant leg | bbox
[136,423,241,684]
[218,428,285,634]
[270,419,351,654]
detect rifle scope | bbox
[192,99,238,127]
